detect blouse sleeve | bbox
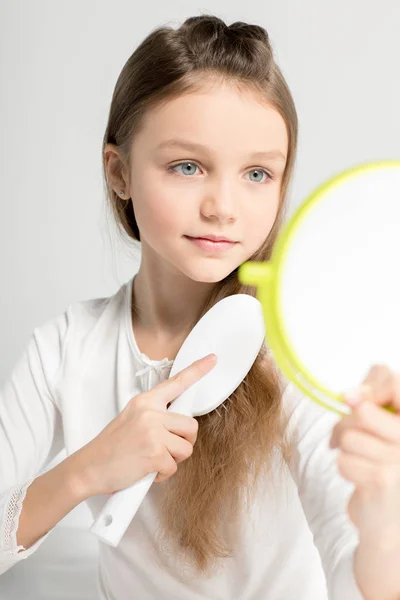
[283,382,365,600]
[0,313,68,575]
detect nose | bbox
[200,178,238,223]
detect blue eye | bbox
[170,162,200,176]
[245,169,272,183]
[169,162,273,183]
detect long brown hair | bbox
[102,15,298,572]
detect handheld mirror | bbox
[239,160,400,416]
[90,293,265,546]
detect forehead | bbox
[134,80,288,161]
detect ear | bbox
[104,143,130,197]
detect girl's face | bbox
[127,79,288,283]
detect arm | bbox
[0,314,74,574]
[282,383,365,600]
[15,449,90,551]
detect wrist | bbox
[60,448,98,502]
[355,542,400,600]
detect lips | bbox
[196,234,235,243]
[185,235,238,253]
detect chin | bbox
[181,261,238,284]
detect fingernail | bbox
[343,387,362,407]
[205,353,217,361]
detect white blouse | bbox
[0,277,364,599]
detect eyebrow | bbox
[155,138,287,162]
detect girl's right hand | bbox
[73,354,217,498]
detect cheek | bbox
[133,188,187,241]
[242,192,281,244]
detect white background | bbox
[0,1,399,595]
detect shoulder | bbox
[33,288,120,350]
[31,279,130,386]
[281,382,341,431]
[259,351,341,442]
[280,380,343,484]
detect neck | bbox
[131,249,216,359]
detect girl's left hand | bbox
[330,365,400,600]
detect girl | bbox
[1,14,400,600]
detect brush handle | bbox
[89,471,157,546]
[89,389,194,547]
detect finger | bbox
[365,363,393,388]
[164,412,199,445]
[165,433,194,464]
[154,452,178,482]
[392,373,400,411]
[365,366,400,408]
[386,372,400,411]
[354,400,400,443]
[337,429,395,463]
[331,401,400,447]
[336,452,376,486]
[330,414,358,449]
[150,354,217,409]
[345,366,400,410]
